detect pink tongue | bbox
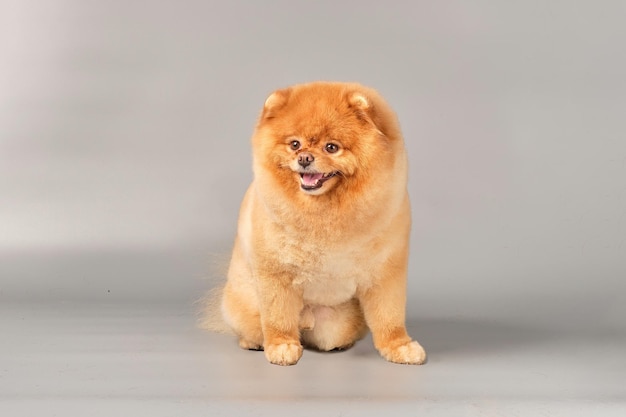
[302,173,324,186]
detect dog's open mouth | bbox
[299,172,338,190]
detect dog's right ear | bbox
[261,88,290,120]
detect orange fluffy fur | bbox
[215,81,426,366]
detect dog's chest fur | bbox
[278,235,384,306]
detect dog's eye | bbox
[289,140,301,151]
[325,143,339,153]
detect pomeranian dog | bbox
[216,81,426,366]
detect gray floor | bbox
[2,298,624,416]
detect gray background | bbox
[1,1,625,415]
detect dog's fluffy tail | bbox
[196,284,232,334]
[195,253,233,334]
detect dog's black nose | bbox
[298,152,314,168]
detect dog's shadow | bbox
[349,317,555,359]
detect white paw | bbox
[238,338,263,351]
[264,343,303,366]
[380,340,427,365]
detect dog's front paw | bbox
[379,340,427,365]
[264,342,303,366]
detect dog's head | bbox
[252,82,402,197]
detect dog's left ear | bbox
[348,90,399,138]
[349,92,370,111]
[348,91,387,137]
[261,88,291,120]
